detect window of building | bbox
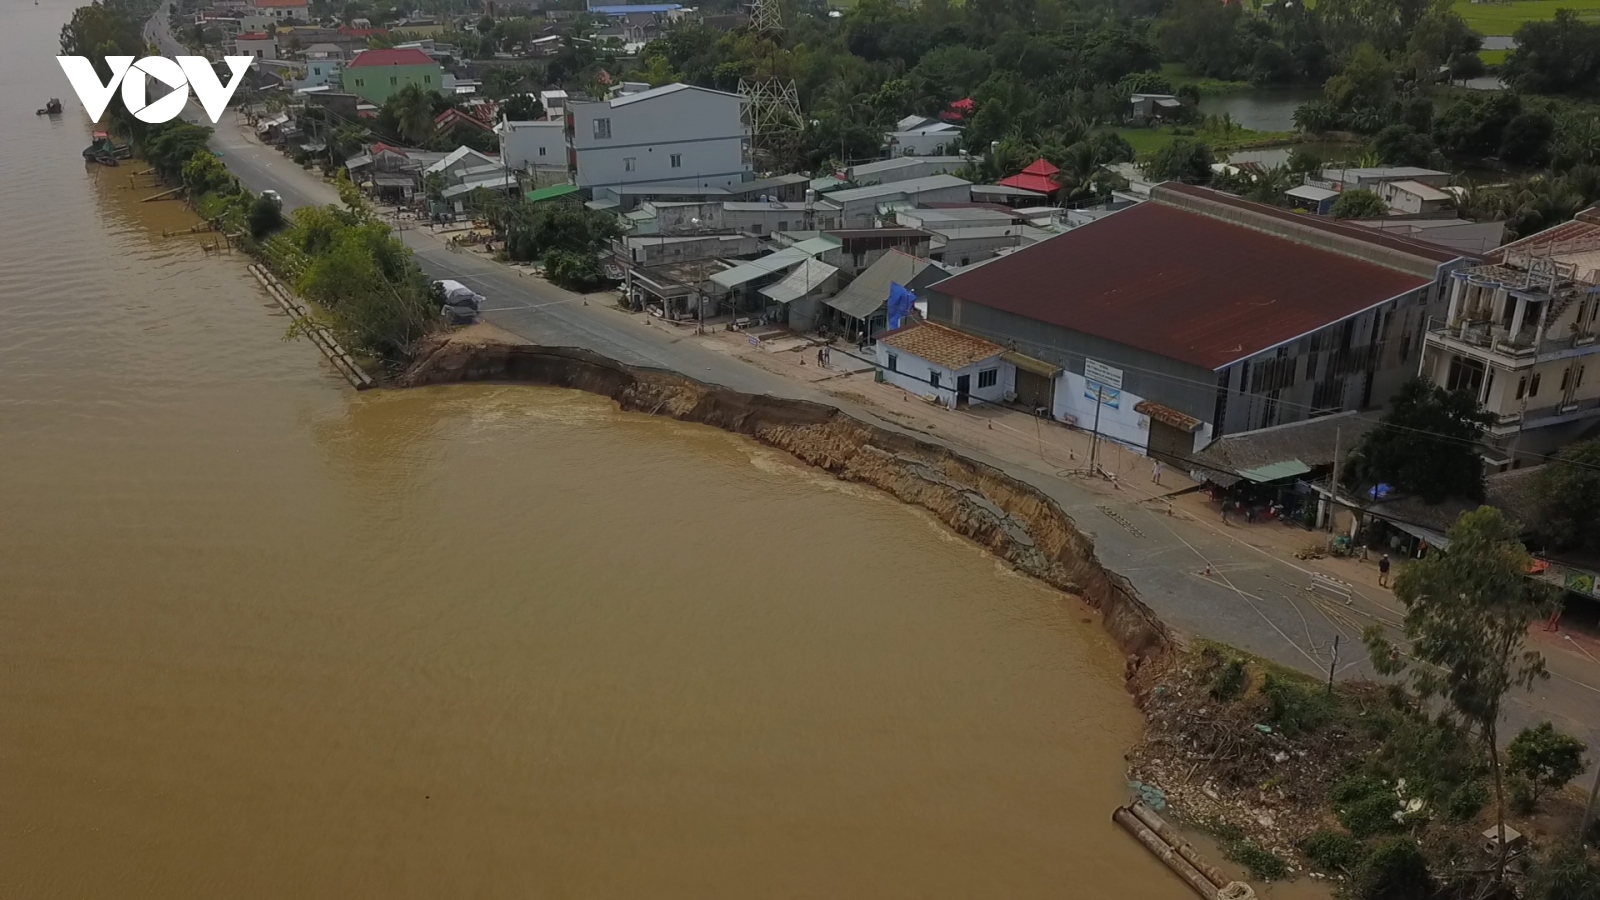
[887,353,898,372]
[977,368,998,388]
[390,76,397,86]
[1578,365,1586,388]
[1516,376,1527,400]
[354,78,364,87]
[670,153,682,168]
[623,157,636,172]
[1562,368,1572,392]
[424,75,431,84]
[593,118,611,139]
[1446,355,1485,397]
[1530,371,1542,397]
[930,370,941,390]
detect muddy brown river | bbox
[0,3,1306,897]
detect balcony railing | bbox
[1427,319,1600,361]
[1493,396,1600,428]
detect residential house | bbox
[566,83,750,200]
[497,118,567,175]
[295,43,346,90]
[918,183,1468,462]
[233,32,277,60]
[341,47,443,106]
[616,232,764,320]
[1319,166,1450,193]
[823,249,947,340]
[877,321,1011,409]
[1284,184,1339,215]
[885,115,963,158]
[344,142,446,201]
[1379,180,1454,216]
[434,106,496,137]
[725,173,809,203]
[846,156,967,187]
[539,89,568,119]
[1420,205,1600,466]
[251,0,308,20]
[815,227,934,277]
[828,175,973,228]
[1127,93,1182,124]
[720,200,842,236]
[996,159,1060,198]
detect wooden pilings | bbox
[1113,802,1254,900]
[247,264,374,390]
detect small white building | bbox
[497,118,566,172]
[251,0,308,21]
[567,83,751,196]
[1379,179,1454,215]
[847,156,968,187]
[296,43,345,89]
[538,89,568,119]
[876,321,1012,409]
[885,115,963,158]
[233,32,278,60]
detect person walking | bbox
[1378,553,1391,588]
[816,346,825,367]
[1151,460,1163,486]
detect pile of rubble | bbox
[1127,645,1382,877]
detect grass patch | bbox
[1479,48,1509,66]
[1112,125,1297,157]
[1158,62,1253,94]
[1453,0,1600,35]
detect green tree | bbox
[1531,438,1600,553]
[1504,10,1600,96]
[1372,125,1439,168]
[1528,842,1600,900]
[1332,189,1389,219]
[1353,837,1437,900]
[386,84,441,146]
[1506,723,1588,809]
[1365,506,1556,881]
[247,193,286,239]
[1348,378,1493,502]
[1142,138,1213,184]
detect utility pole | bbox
[1088,388,1104,475]
[1326,634,1340,695]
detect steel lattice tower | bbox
[738,0,801,170]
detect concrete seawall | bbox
[399,326,1173,671]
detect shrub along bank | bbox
[136,120,440,368]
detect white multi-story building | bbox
[565,83,750,201]
[496,118,565,173]
[1421,206,1600,466]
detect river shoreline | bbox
[397,324,1175,671]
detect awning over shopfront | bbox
[759,259,838,305]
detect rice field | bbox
[1453,0,1600,36]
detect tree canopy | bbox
[1348,378,1492,502]
[1331,188,1388,219]
[1530,438,1600,555]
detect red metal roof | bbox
[997,158,1059,195]
[930,201,1432,370]
[347,48,434,67]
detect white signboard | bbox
[1083,358,1124,391]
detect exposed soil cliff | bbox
[399,326,1172,667]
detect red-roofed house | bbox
[341,48,442,105]
[915,182,1470,460]
[997,159,1060,196]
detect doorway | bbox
[956,374,971,407]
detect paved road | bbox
[150,7,1600,748]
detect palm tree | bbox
[389,84,436,147]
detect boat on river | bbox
[37,98,62,116]
[82,131,132,166]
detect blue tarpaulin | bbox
[886,282,916,331]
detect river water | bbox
[0,2,1222,897]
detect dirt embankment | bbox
[399,326,1172,667]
